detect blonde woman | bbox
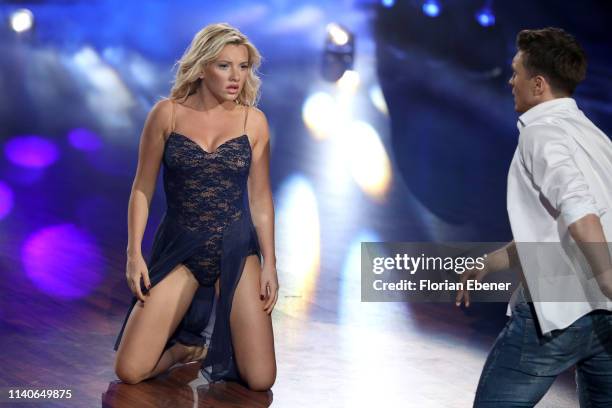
[113,23,277,391]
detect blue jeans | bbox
[474,300,612,407]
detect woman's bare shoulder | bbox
[248,106,270,142]
[146,98,174,139]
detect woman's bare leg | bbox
[147,340,208,378]
[114,264,204,384]
[230,255,276,391]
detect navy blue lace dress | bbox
[114,102,260,383]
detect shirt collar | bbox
[517,97,577,129]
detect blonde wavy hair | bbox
[169,23,262,106]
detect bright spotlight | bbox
[275,175,321,317]
[476,8,495,27]
[10,9,34,33]
[302,91,338,140]
[322,23,355,82]
[327,23,350,46]
[422,0,441,17]
[336,70,360,93]
[369,85,389,115]
[381,0,395,8]
[347,121,392,199]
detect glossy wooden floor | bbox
[0,268,578,407]
[0,141,580,407]
[0,132,579,407]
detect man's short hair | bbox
[516,27,587,95]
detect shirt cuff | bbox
[560,196,601,226]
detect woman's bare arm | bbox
[125,99,172,300]
[247,108,278,313]
[247,108,275,265]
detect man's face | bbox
[508,51,537,113]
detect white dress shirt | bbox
[506,97,612,334]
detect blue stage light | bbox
[10,8,34,33]
[382,0,395,7]
[476,8,495,27]
[422,0,441,17]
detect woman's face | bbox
[201,44,250,103]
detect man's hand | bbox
[455,263,490,307]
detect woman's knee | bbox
[243,364,276,391]
[114,358,150,385]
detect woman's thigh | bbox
[230,255,276,390]
[114,264,200,381]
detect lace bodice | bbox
[163,131,252,233]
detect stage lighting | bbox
[337,70,360,93]
[22,224,104,299]
[0,181,14,220]
[381,0,395,8]
[346,121,391,198]
[475,7,495,27]
[322,23,355,82]
[9,8,34,33]
[422,0,441,17]
[302,91,337,140]
[275,175,321,316]
[4,136,59,169]
[327,23,350,46]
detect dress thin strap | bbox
[169,98,176,134]
[243,105,249,134]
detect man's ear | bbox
[532,75,547,96]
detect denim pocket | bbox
[517,314,585,376]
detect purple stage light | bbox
[68,128,103,151]
[4,136,60,168]
[0,181,14,219]
[21,224,104,299]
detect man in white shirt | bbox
[455,27,612,407]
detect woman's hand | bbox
[126,253,151,303]
[260,261,279,314]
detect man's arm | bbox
[485,241,520,273]
[569,214,612,300]
[520,124,611,300]
[455,241,519,307]
[519,124,600,229]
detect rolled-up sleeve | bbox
[518,124,600,226]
